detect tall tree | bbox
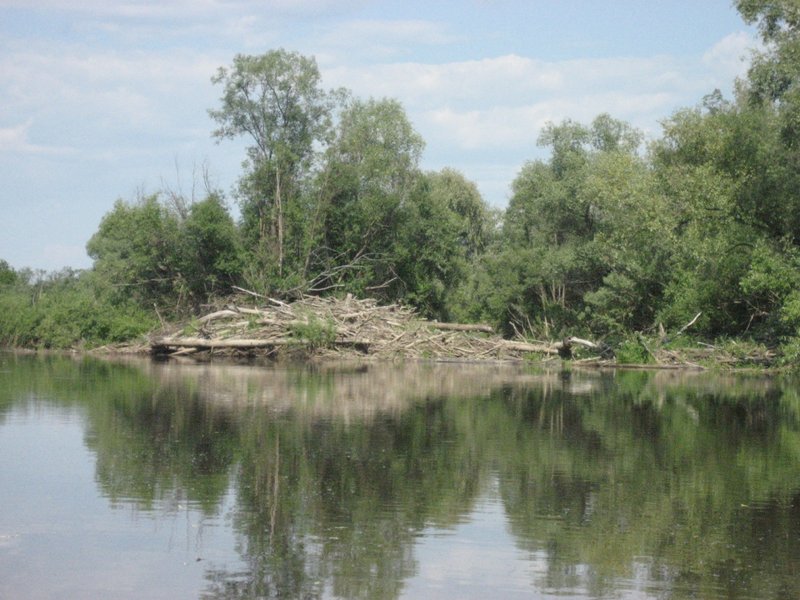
[497,114,647,335]
[314,98,425,298]
[209,50,343,280]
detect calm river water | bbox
[1,352,799,599]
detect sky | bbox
[0,0,759,272]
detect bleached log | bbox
[501,336,606,358]
[197,309,240,324]
[430,322,494,334]
[152,336,371,351]
[501,341,561,355]
[154,337,292,349]
[563,336,601,349]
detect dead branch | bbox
[501,341,560,356]
[563,336,602,350]
[197,309,240,324]
[430,322,494,334]
[150,296,614,363]
[676,312,702,336]
[232,286,267,299]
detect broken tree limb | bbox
[563,336,601,350]
[430,322,494,334]
[636,332,659,364]
[501,341,561,356]
[197,309,240,324]
[500,336,609,359]
[232,285,267,299]
[676,312,702,336]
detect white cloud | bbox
[326,55,566,107]
[0,121,75,155]
[702,31,757,80]
[0,40,225,150]
[320,30,760,207]
[325,44,747,158]
[319,19,457,59]
[0,122,33,152]
[0,0,364,19]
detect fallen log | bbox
[501,341,560,356]
[501,336,609,359]
[563,336,602,350]
[153,337,292,350]
[152,336,371,352]
[197,309,240,324]
[430,322,494,334]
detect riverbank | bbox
[2,293,781,370]
[131,294,778,370]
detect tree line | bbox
[2,0,800,360]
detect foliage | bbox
[86,192,243,316]
[312,97,425,299]
[289,315,337,349]
[478,114,657,337]
[736,0,800,105]
[179,193,243,301]
[0,268,155,349]
[0,260,17,285]
[86,194,183,309]
[210,50,345,282]
[615,336,655,364]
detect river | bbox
[1,352,798,599]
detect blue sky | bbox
[1,0,757,272]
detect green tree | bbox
[210,50,344,282]
[180,193,243,302]
[425,168,491,260]
[581,150,673,334]
[0,268,154,349]
[489,114,649,337]
[313,98,425,299]
[651,94,800,342]
[0,260,16,286]
[737,0,800,106]
[418,169,493,320]
[86,195,182,310]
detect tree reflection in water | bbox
[2,354,800,599]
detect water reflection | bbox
[1,353,799,599]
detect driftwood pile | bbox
[150,295,596,362]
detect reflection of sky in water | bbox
[404,482,539,599]
[402,476,664,600]
[0,403,240,600]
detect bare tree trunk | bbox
[275,167,284,278]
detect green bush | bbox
[0,269,155,349]
[289,315,337,349]
[615,336,654,364]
